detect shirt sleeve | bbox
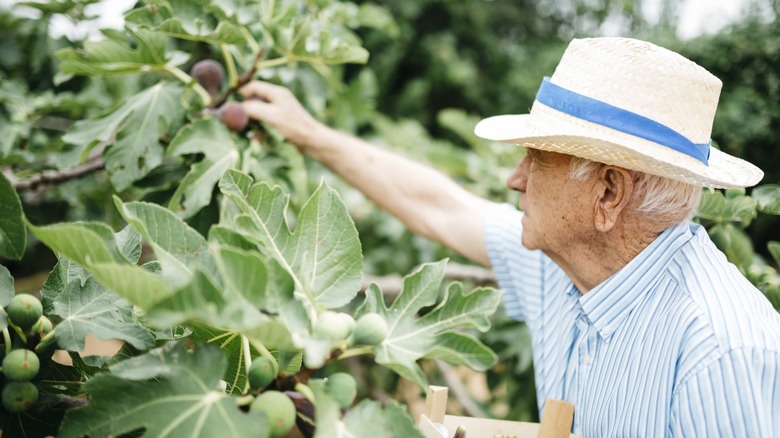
[483,201,544,324]
[669,348,780,436]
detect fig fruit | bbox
[351,312,388,346]
[216,102,249,132]
[248,356,277,390]
[31,315,53,336]
[2,381,38,413]
[324,372,356,410]
[250,390,296,438]
[2,349,40,381]
[313,311,355,341]
[190,59,224,97]
[6,294,42,331]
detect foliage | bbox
[0,0,503,436]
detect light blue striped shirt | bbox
[484,202,780,437]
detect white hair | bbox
[568,156,702,223]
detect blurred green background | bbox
[1,0,778,423]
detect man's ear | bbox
[593,166,634,232]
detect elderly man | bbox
[241,37,780,436]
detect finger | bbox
[241,99,274,121]
[239,81,289,102]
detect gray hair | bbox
[568,156,702,223]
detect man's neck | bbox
[547,224,663,294]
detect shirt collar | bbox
[578,222,694,339]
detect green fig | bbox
[2,349,40,381]
[6,294,42,331]
[351,312,388,346]
[314,311,355,341]
[250,390,296,438]
[2,381,38,413]
[325,372,357,410]
[248,356,277,390]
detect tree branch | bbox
[360,262,496,295]
[11,156,105,192]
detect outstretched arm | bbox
[240,81,492,266]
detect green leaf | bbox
[146,269,267,331]
[191,327,253,395]
[343,399,425,438]
[31,221,174,309]
[426,332,498,371]
[89,262,176,310]
[709,224,754,272]
[62,83,185,191]
[56,28,170,76]
[768,241,780,266]
[59,342,268,438]
[49,276,155,352]
[28,222,117,266]
[219,170,363,312]
[167,118,237,162]
[358,261,501,388]
[125,0,246,45]
[115,198,215,288]
[271,16,369,65]
[696,188,757,225]
[168,152,239,219]
[310,378,344,438]
[752,184,780,215]
[308,378,423,438]
[0,172,26,260]
[0,264,14,308]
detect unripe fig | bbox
[190,59,224,97]
[250,390,296,438]
[248,356,277,390]
[216,102,249,132]
[313,311,355,341]
[2,349,40,381]
[31,315,53,336]
[6,294,42,331]
[351,312,388,346]
[2,381,38,413]
[324,372,356,410]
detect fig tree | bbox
[2,381,38,413]
[190,59,224,97]
[250,390,296,438]
[313,311,355,341]
[351,312,388,346]
[325,372,357,410]
[216,102,249,132]
[2,349,40,381]
[248,356,277,390]
[6,294,42,331]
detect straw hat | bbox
[474,37,763,188]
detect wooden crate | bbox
[418,386,575,438]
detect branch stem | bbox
[11,156,105,192]
[220,44,239,88]
[2,328,12,354]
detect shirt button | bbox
[583,355,593,366]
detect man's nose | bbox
[506,157,529,192]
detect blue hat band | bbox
[535,77,710,165]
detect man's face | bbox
[505,149,595,256]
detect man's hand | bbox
[239,81,323,152]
